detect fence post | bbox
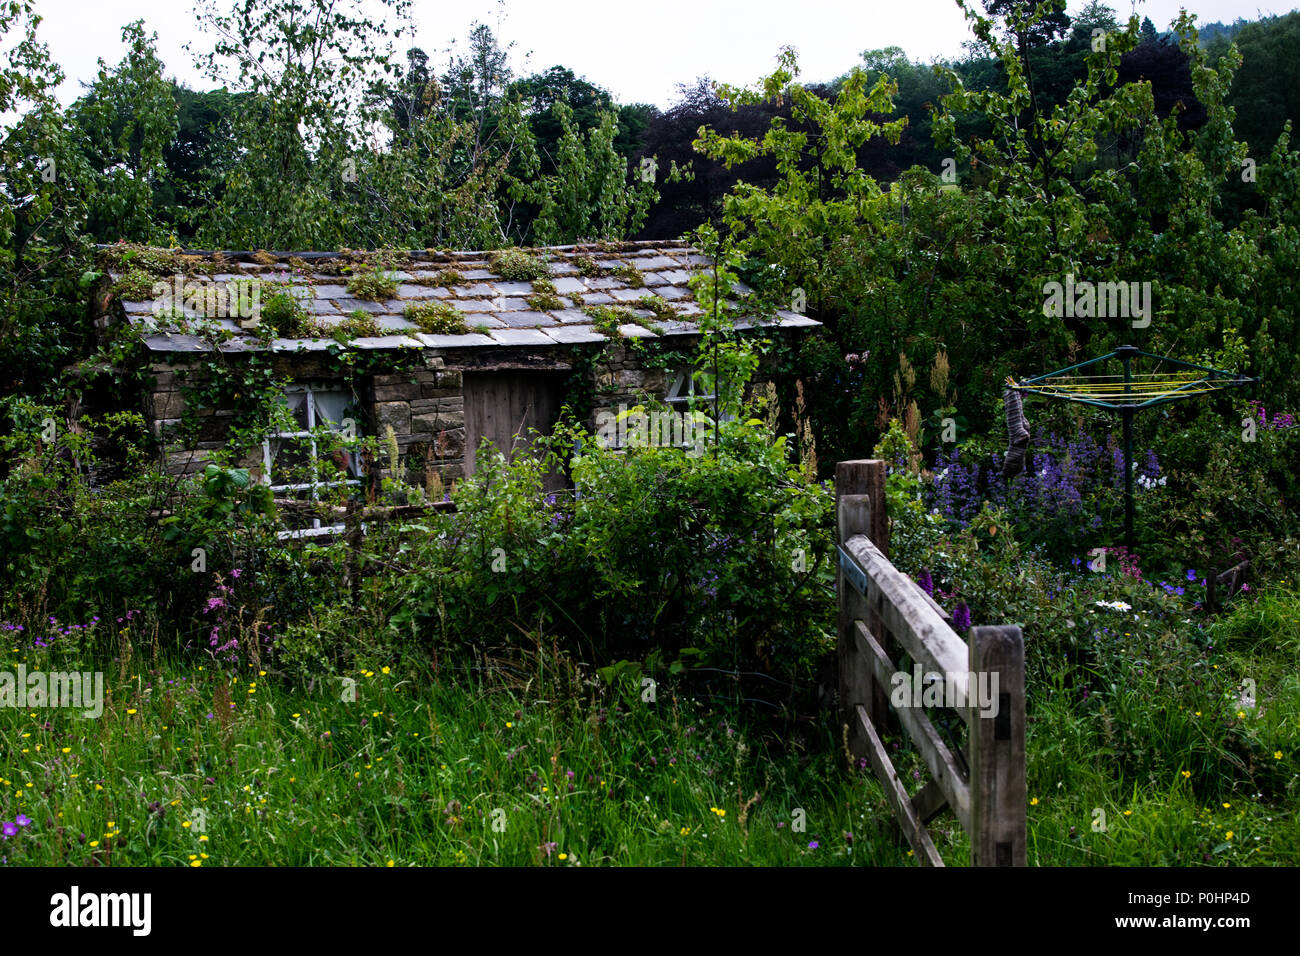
[837,460,888,759]
[968,624,1026,866]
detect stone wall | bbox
[145,331,804,489]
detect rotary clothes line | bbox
[1004,345,1256,552]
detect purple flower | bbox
[1187,569,1197,582]
[14,815,30,827]
[916,569,934,597]
[1,822,16,837]
[952,601,972,631]
[808,841,819,849]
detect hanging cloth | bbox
[1002,387,1030,479]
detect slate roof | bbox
[100,240,819,353]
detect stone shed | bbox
[91,239,820,534]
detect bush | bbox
[387,414,836,691]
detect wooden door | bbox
[463,371,567,490]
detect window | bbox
[665,365,735,425]
[664,367,715,410]
[262,384,362,539]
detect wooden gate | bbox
[837,459,1026,866]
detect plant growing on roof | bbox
[636,294,678,323]
[489,248,549,281]
[256,281,313,337]
[571,255,600,277]
[582,304,631,339]
[609,263,645,287]
[529,291,565,311]
[404,301,468,335]
[346,267,399,302]
[328,312,381,342]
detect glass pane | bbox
[312,389,353,427]
[268,436,314,484]
[275,390,309,431]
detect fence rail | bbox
[1206,558,1251,614]
[836,459,1026,866]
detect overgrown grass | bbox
[0,637,915,866]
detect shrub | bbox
[387,415,835,690]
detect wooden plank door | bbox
[463,371,567,490]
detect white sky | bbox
[31,0,1300,109]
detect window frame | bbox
[261,383,362,540]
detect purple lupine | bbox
[952,601,972,631]
[916,568,934,597]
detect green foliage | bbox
[410,269,464,287]
[346,268,399,302]
[525,100,658,245]
[257,283,314,338]
[403,301,468,335]
[609,263,644,287]
[571,255,600,277]
[489,248,549,281]
[330,312,382,341]
[113,268,160,301]
[528,292,565,311]
[67,21,177,244]
[582,304,633,337]
[389,414,834,688]
[636,294,678,323]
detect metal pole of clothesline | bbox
[1120,345,1135,553]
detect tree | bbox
[0,1,96,400]
[188,0,412,249]
[981,0,1071,54]
[1219,13,1300,155]
[526,101,657,245]
[67,21,177,244]
[154,84,251,240]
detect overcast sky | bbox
[31,0,1300,109]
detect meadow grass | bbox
[0,597,1295,866]
[0,639,909,866]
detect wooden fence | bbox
[836,459,1026,866]
[1206,558,1251,614]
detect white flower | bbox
[1094,600,1132,612]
